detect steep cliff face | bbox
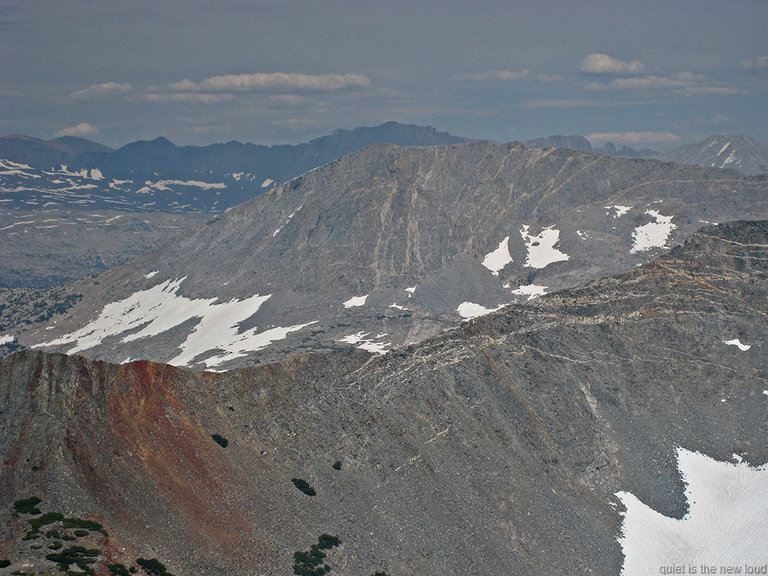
[2,222,768,575]
[16,141,768,370]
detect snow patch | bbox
[520,225,569,268]
[35,278,313,367]
[717,142,730,156]
[457,301,503,319]
[144,271,159,279]
[576,230,589,240]
[261,178,275,188]
[482,236,513,275]
[338,331,389,354]
[512,284,547,300]
[343,294,369,308]
[389,303,411,311]
[0,334,15,345]
[630,210,676,254]
[616,448,768,573]
[606,205,632,218]
[723,338,751,351]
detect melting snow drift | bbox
[35,277,314,368]
[520,225,569,268]
[616,448,768,573]
[457,301,503,319]
[630,210,677,253]
[482,236,513,275]
[343,294,369,308]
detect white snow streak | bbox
[616,448,768,573]
[723,338,751,351]
[0,334,15,345]
[35,278,313,367]
[520,225,569,268]
[144,270,159,279]
[630,210,676,253]
[482,236,513,275]
[261,178,275,188]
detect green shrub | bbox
[46,546,99,574]
[316,534,340,550]
[46,529,61,538]
[0,559,9,568]
[29,511,64,530]
[332,461,342,470]
[61,518,108,536]
[49,541,63,550]
[13,497,42,515]
[136,557,174,576]
[107,563,131,576]
[211,434,228,448]
[293,534,341,576]
[291,478,316,496]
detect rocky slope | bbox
[0,123,466,288]
[1,221,767,575]
[658,134,768,176]
[11,141,768,370]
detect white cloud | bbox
[709,113,729,125]
[578,53,645,75]
[70,82,132,99]
[740,55,768,71]
[54,122,100,138]
[144,92,236,104]
[585,72,747,95]
[521,98,605,108]
[454,69,530,82]
[587,131,679,145]
[168,72,371,93]
[454,70,561,83]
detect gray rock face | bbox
[12,141,768,369]
[0,122,467,288]
[658,134,768,176]
[2,221,767,575]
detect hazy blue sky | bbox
[1,0,766,149]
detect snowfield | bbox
[617,448,768,574]
[520,225,569,268]
[35,277,315,368]
[630,210,677,253]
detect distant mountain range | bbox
[526,133,768,176]
[7,140,768,370]
[0,122,467,213]
[0,122,466,288]
[656,134,768,176]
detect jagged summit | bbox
[10,140,768,370]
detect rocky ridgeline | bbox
[2,221,767,575]
[10,140,768,370]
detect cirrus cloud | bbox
[70,82,132,99]
[168,72,371,93]
[578,53,645,75]
[585,72,748,95]
[587,131,679,145]
[54,122,99,138]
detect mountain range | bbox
[6,140,768,370]
[1,220,766,575]
[0,122,466,288]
